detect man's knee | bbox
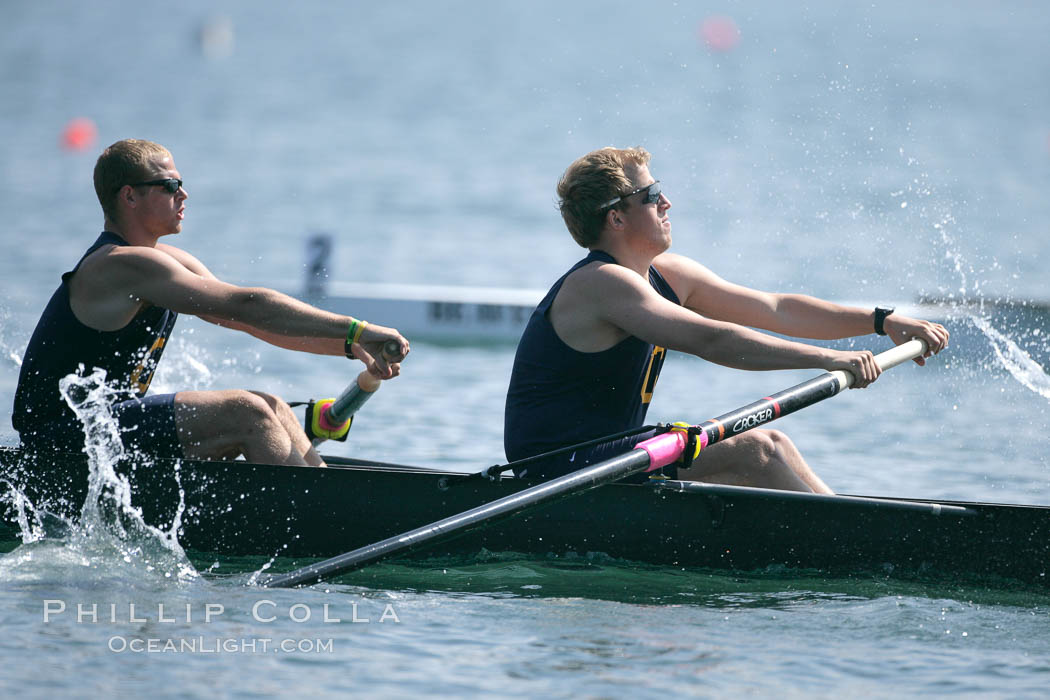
[247,391,303,434]
[247,391,298,420]
[231,391,290,430]
[764,429,793,450]
[246,390,278,410]
[182,390,281,433]
[739,430,789,464]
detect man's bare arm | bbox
[157,246,350,352]
[573,262,881,386]
[100,246,408,372]
[653,253,948,362]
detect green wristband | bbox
[344,319,360,357]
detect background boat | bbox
[280,233,1050,345]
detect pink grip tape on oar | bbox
[316,401,348,433]
[306,398,352,442]
[636,430,709,471]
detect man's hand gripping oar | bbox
[305,338,406,446]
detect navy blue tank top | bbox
[13,232,178,436]
[504,250,680,462]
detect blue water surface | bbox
[2,1,1049,697]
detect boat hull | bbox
[1,446,1047,587]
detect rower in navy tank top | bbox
[502,146,950,493]
[12,138,410,467]
[14,231,181,455]
[504,250,679,481]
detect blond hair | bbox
[556,147,651,248]
[93,139,172,223]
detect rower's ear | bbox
[118,184,137,209]
[606,208,624,230]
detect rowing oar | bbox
[262,338,929,588]
[306,339,403,445]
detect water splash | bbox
[0,485,47,543]
[0,305,24,367]
[969,316,1050,401]
[150,336,214,393]
[925,199,1050,403]
[246,536,301,586]
[0,367,197,585]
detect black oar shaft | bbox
[698,373,841,447]
[329,380,374,425]
[265,339,928,588]
[697,339,925,449]
[262,449,650,588]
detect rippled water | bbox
[2,0,1050,696]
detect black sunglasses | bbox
[128,178,183,194]
[597,180,662,212]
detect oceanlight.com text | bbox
[108,636,335,654]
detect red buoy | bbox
[699,16,740,52]
[61,118,97,151]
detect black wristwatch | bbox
[874,306,895,336]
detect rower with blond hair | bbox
[505,146,949,492]
[14,138,409,465]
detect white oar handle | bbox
[310,340,404,446]
[330,340,401,418]
[831,338,929,390]
[379,338,406,363]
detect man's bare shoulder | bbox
[88,243,215,280]
[652,252,714,279]
[156,243,213,277]
[561,258,648,298]
[652,252,726,306]
[77,241,174,278]
[553,258,659,342]
[155,242,185,256]
[155,242,193,261]
[550,260,642,350]
[65,244,179,329]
